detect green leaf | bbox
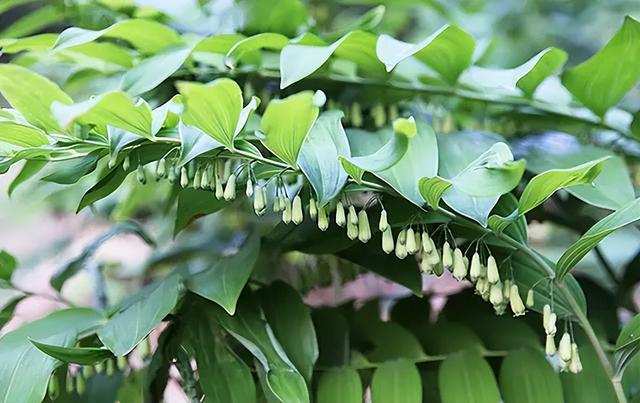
[0,120,48,148]
[499,348,563,403]
[51,221,155,291]
[615,313,640,375]
[183,298,257,403]
[8,159,46,196]
[0,64,72,132]
[330,5,385,38]
[30,340,114,365]
[518,157,609,215]
[377,24,475,84]
[298,111,350,207]
[517,133,634,210]
[77,143,171,211]
[0,250,17,281]
[258,282,318,385]
[53,91,152,137]
[174,187,227,236]
[0,5,64,39]
[437,131,505,225]
[212,291,309,403]
[357,321,425,362]
[178,122,224,166]
[41,151,101,184]
[225,33,289,68]
[346,119,438,206]
[0,308,104,403]
[243,0,308,38]
[562,16,640,116]
[418,176,451,209]
[98,275,182,356]
[280,31,384,88]
[561,345,617,403]
[371,359,421,403]
[316,368,362,403]
[516,48,567,97]
[178,79,255,150]
[260,91,322,167]
[0,34,57,54]
[54,19,183,55]
[187,234,260,315]
[557,197,640,280]
[438,349,500,403]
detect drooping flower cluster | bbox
[543,304,582,373]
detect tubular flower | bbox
[348,205,358,225]
[526,289,534,307]
[318,206,329,231]
[379,209,388,232]
[282,197,292,224]
[406,228,418,254]
[309,198,318,220]
[452,248,467,281]
[569,343,583,373]
[470,252,482,281]
[224,174,237,201]
[509,284,526,316]
[382,227,394,254]
[245,178,253,197]
[442,241,453,269]
[545,335,557,356]
[358,210,371,243]
[421,231,433,253]
[559,332,572,363]
[335,201,346,227]
[487,256,500,284]
[489,282,504,305]
[292,196,303,224]
[395,229,407,259]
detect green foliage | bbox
[0,1,640,402]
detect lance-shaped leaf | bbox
[178,79,257,150]
[518,157,609,215]
[280,31,384,88]
[0,33,57,54]
[30,340,114,365]
[460,48,567,96]
[226,33,289,67]
[316,367,362,403]
[0,64,73,133]
[41,151,101,185]
[187,234,260,315]
[377,24,475,84]
[562,16,640,116]
[371,359,421,403]
[98,275,182,356]
[298,111,350,207]
[260,90,323,167]
[439,349,500,403]
[212,291,309,403]
[54,18,183,54]
[52,91,153,137]
[499,348,563,403]
[614,314,640,376]
[557,197,640,280]
[0,119,48,148]
[0,308,104,403]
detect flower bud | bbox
[421,232,433,253]
[245,178,253,197]
[168,164,177,183]
[406,228,417,254]
[487,256,500,284]
[494,303,507,316]
[117,356,128,371]
[420,256,433,274]
[95,361,104,374]
[273,195,283,212]
[426,242,440,266]
[569,343,582,373]
[526,289,534,307]
[543,304,551,328]
[123,155,130,171]
[379,209,388,232]
[509,284,526,316]
[309,198,318,220]
[470,252,482,281]
[545,335,557,356]
[65,374,74,393]
[452,248,467,281]
[193,167,202,189]
[224,174,236,201]
[253,185,267,215]
[136,165,146,184]
[544,310,557,336]
[83,365,94,378]
[107,358,116,376]
[48,374,59,400]
[442,242,453,269]
[292,196,303,224]
[347,221,358,240]
[351,102,363,127]
[489,282,504,305]
[372,102,386,128]
[282,197,292,224]
[76,373,86,395]
[335,202,346,227]
[475,277,489,300]
[382,227,394,254]
[348,205,358,225]
[215,177,224,199]
[222,159,231,182]
[200,168,210,188]
[395,230,408,259]
[358,210,371,243]
[388,104,399,121]
[156,159,166,180]
[559,332,572,362]
[503,279,512,300]
[180,167,189,188]
[318,206,329,231]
